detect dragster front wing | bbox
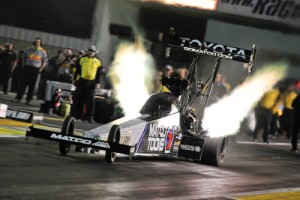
[26,126,131,155]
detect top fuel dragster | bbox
[26,28,256,166]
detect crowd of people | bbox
[0,39,83,97]
[251,81,300,152]
[155,64,230,96]
[0,38,102,124]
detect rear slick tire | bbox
[59,115,74,155]
[200,137,228,167]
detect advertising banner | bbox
[217,0,300,28]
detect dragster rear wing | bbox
[167,28,256,73]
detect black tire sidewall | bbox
[59,115,74,155]
[200,137,228,166]
[105,125,120,163]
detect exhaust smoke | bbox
[202,63,288,138]
[108,37,155,118]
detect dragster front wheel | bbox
[105,125,120,163]
[59,115,74,155]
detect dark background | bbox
[138,5,207,67]
[0,0,96,38]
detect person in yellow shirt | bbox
[209,73,227,105]
[268,94,283,137]
[290,94,300,152]
[252,87,281,144]
[71,45,101,123]
[280,82,297,139]
[221,74,231,92]
[157,64,174,93]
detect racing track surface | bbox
[1,92,300,199]
[1,136,300,200]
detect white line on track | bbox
[236,141,290,146]
[0,135,24,138]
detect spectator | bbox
[280,82,297,139]
[163,64,174,78]
[12,37,48,104]
[252,87,281,144]
[11,50,24,93]
[71,50,85,83]
[0,42,17,94]
[221,74,231,92]
[71,45,101,123]
[178,66,188,80]
[47,50,64,81]
[75,50,85,59]
[157,64,174,93]
[57,48,74,83]
[290,94,300,152]
[209,73,227,104]
[152,70,163,94]
[268,96,283,138]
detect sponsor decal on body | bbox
[92,141,110,148]
[119,129,133,145]
[120,136,131,145]
[50,133,110,148]
[147,123,174,153]
[50,133,92,145]
[180,144,201,152]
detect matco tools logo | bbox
[50,133,92,145]
[50,133,110,149]
[147,124,174,153]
